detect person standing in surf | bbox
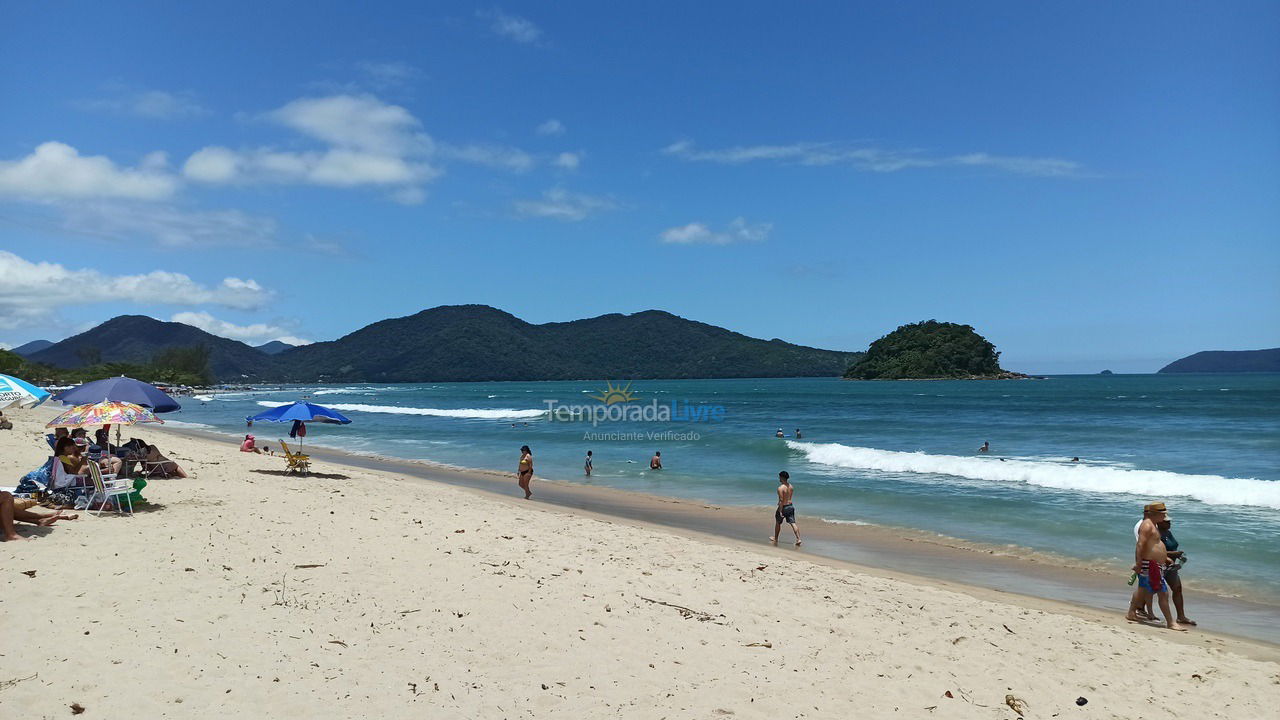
[770,471,802,547]
[517,445,534,499]
[584,450,593,477]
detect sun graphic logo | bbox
[589,380,637,406]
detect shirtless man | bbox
[649,451,662,470]
[770,471,802,546]
[1125,502,1186,630]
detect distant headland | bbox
[1158,348,1280,374]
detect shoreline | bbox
[4,405,1279,718]
[155,421,1280,652]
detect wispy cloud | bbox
[0,250,271,329]
[440,143,536,173]
[663,140,1083,177]
[514,187,615,221]
[75,85,207,119]
[482,9,543,44]
[552,152,581,170]
[356,60,423,88]
[61,202,279,248]
[0,142,179,201]
[536,118,565,136]
[171,311,312,346]
[659,217,772,245]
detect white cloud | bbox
[171,312,312,346]
[514,187,615,221]
[483,9,542,44]
[663,140,1082,177]
[76,87,207,119]
[536,119,565,136]
[356,60,422,88]
[552,152,581,170]
[659,217,772,245]
[182,94,440,199]
[61,202,278,248]
[0,250,271,329]
[0,141,179,200]
[440,143,535,172]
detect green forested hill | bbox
[844,320,1017,380]
[276,306,862,382]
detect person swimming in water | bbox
[794,428,802,439]
[650,451,662,470]
[776,428,785,438]
[978,441,990,453]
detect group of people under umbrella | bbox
[3,371,354,538]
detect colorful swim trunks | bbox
[1138,559,1167,593]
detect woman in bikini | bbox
[517,445,533,499]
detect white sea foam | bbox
[787,441,1280,510]
[320,403,546,420]
[162,419,215,429]
[192,395,215,402]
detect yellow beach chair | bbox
[279,440,311,474]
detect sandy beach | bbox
[2,407,1278,719]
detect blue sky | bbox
[1,1,1276,373]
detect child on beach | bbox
[584,450,593,476]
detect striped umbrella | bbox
[46,400,165,429]
[0,373,50,410]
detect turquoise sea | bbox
[170,374,1280,601]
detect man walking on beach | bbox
[770,471,802,547]
[1125,502,1186,631]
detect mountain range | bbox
[24,306,862,382]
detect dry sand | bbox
[2,407,1277,718]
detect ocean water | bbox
[172,374,1280,600]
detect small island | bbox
[1099,369,1113,375]
[844,320,1029,380]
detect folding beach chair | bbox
[279,440,310,475]
[85,462,132,516]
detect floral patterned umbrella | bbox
[46,400,165,429]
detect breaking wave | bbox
[787,441,1280,510]
[319,403,546,420]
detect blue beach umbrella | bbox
[0,373,51,410]
[247,401,352,452]
[56,376,181,413]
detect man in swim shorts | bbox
[770,471,801,547]
[1125,502,1186,630]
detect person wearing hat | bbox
[240,434,262,454]
[1125,502,1187,631]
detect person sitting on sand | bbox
[650,451,662,470]
[1125,502,1186,631]
[770,471,802,547]
[241,434,263,454]
[1,491,78,541]
[517,445,533,499]
[0,410,11,431]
